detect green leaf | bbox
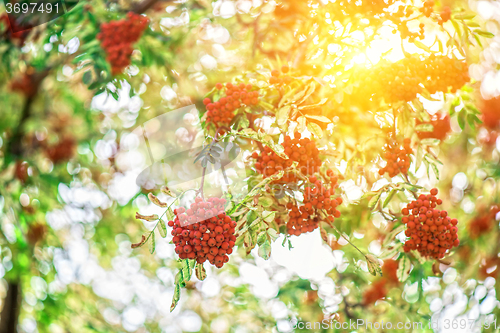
[474,30,494,38]
[195,263,207,281]
[415,124,434,132]
[258,196,273,208]
[383,225,406,248]
[457,111,466,130]
[276,105,291,126]
[397,254,412,282]
[149,231,156,254]
[368,192,382,209]
[420,138,441,146]
[379,243,403,260]
[170,284,181,312]
[82,70,92,85]
[305,114,331,123]
[383,189,397,208]
[366,254,382,277]
[158,220,167,238]
[412,40,431,53]
[258,240,272,260]
[307,122,323,138]
[454,13,476,20]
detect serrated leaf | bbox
[368,192,382,209]
[276,105,291,126]
[307,122,323,138]
[258,240,272,260]
[305,114,331,123]
[263,211,276,223]
[258,196,273,208]
[383,189,397,208]
[195,263,207,281]
[366,254,382,277]
[170,284,181,312]
[397,254,412,282]
[161,186,176,197]
[413,40,431,52]
[297,116,306,132]
[149,231,156,254]
[420,138,441,146]
[415,124,434,132]
[475,30,494,38]
[148,193,168,208]
[135,212,159,221]
[131,233,148,248]
[383,225,406,247]
[379,243,403,260]
[267,228,279,241]
[454,13,476,20]
[158,220,167,238]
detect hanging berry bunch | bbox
[97,12,148,75]
[203,82,260,128]
[252,132,322,183]
[416,112,451,141]
[420,55,469,95]
[378,137,412,178]
[284,174,342,236]
[269,65,293,86]
[401,188,459,259]
[169,197,236,268]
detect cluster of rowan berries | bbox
[363,259,399,305]
[378,137,412,178]
[420,0,435,17]
[420,55,469,95]
[10,74,37,97]
[269,65,293,85]
[169,197,236,268]
[469,205,499,239]
[282,174,342,236]
[97,12,148,75]
[416,112,451,141]
[479,96,500,130]
[401,188,459,259]
[438,7,452,25]
[252,132,322,183]
[203,82,259,128]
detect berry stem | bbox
[331,224,366,258]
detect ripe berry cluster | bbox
[402,188,459,259]
[420,0,435,17]
[438,6,452,25]
[283,173,342,236]
[203,82,259,128]
[269,65,293,85]
[97,12,148,75]
[416,112,451,141]
[169,197,236,268]
[252,132,322,183]
[479,96,500,130]
[420,55,469,95]
[378,137,412,178]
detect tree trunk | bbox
[0,282,21,333]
